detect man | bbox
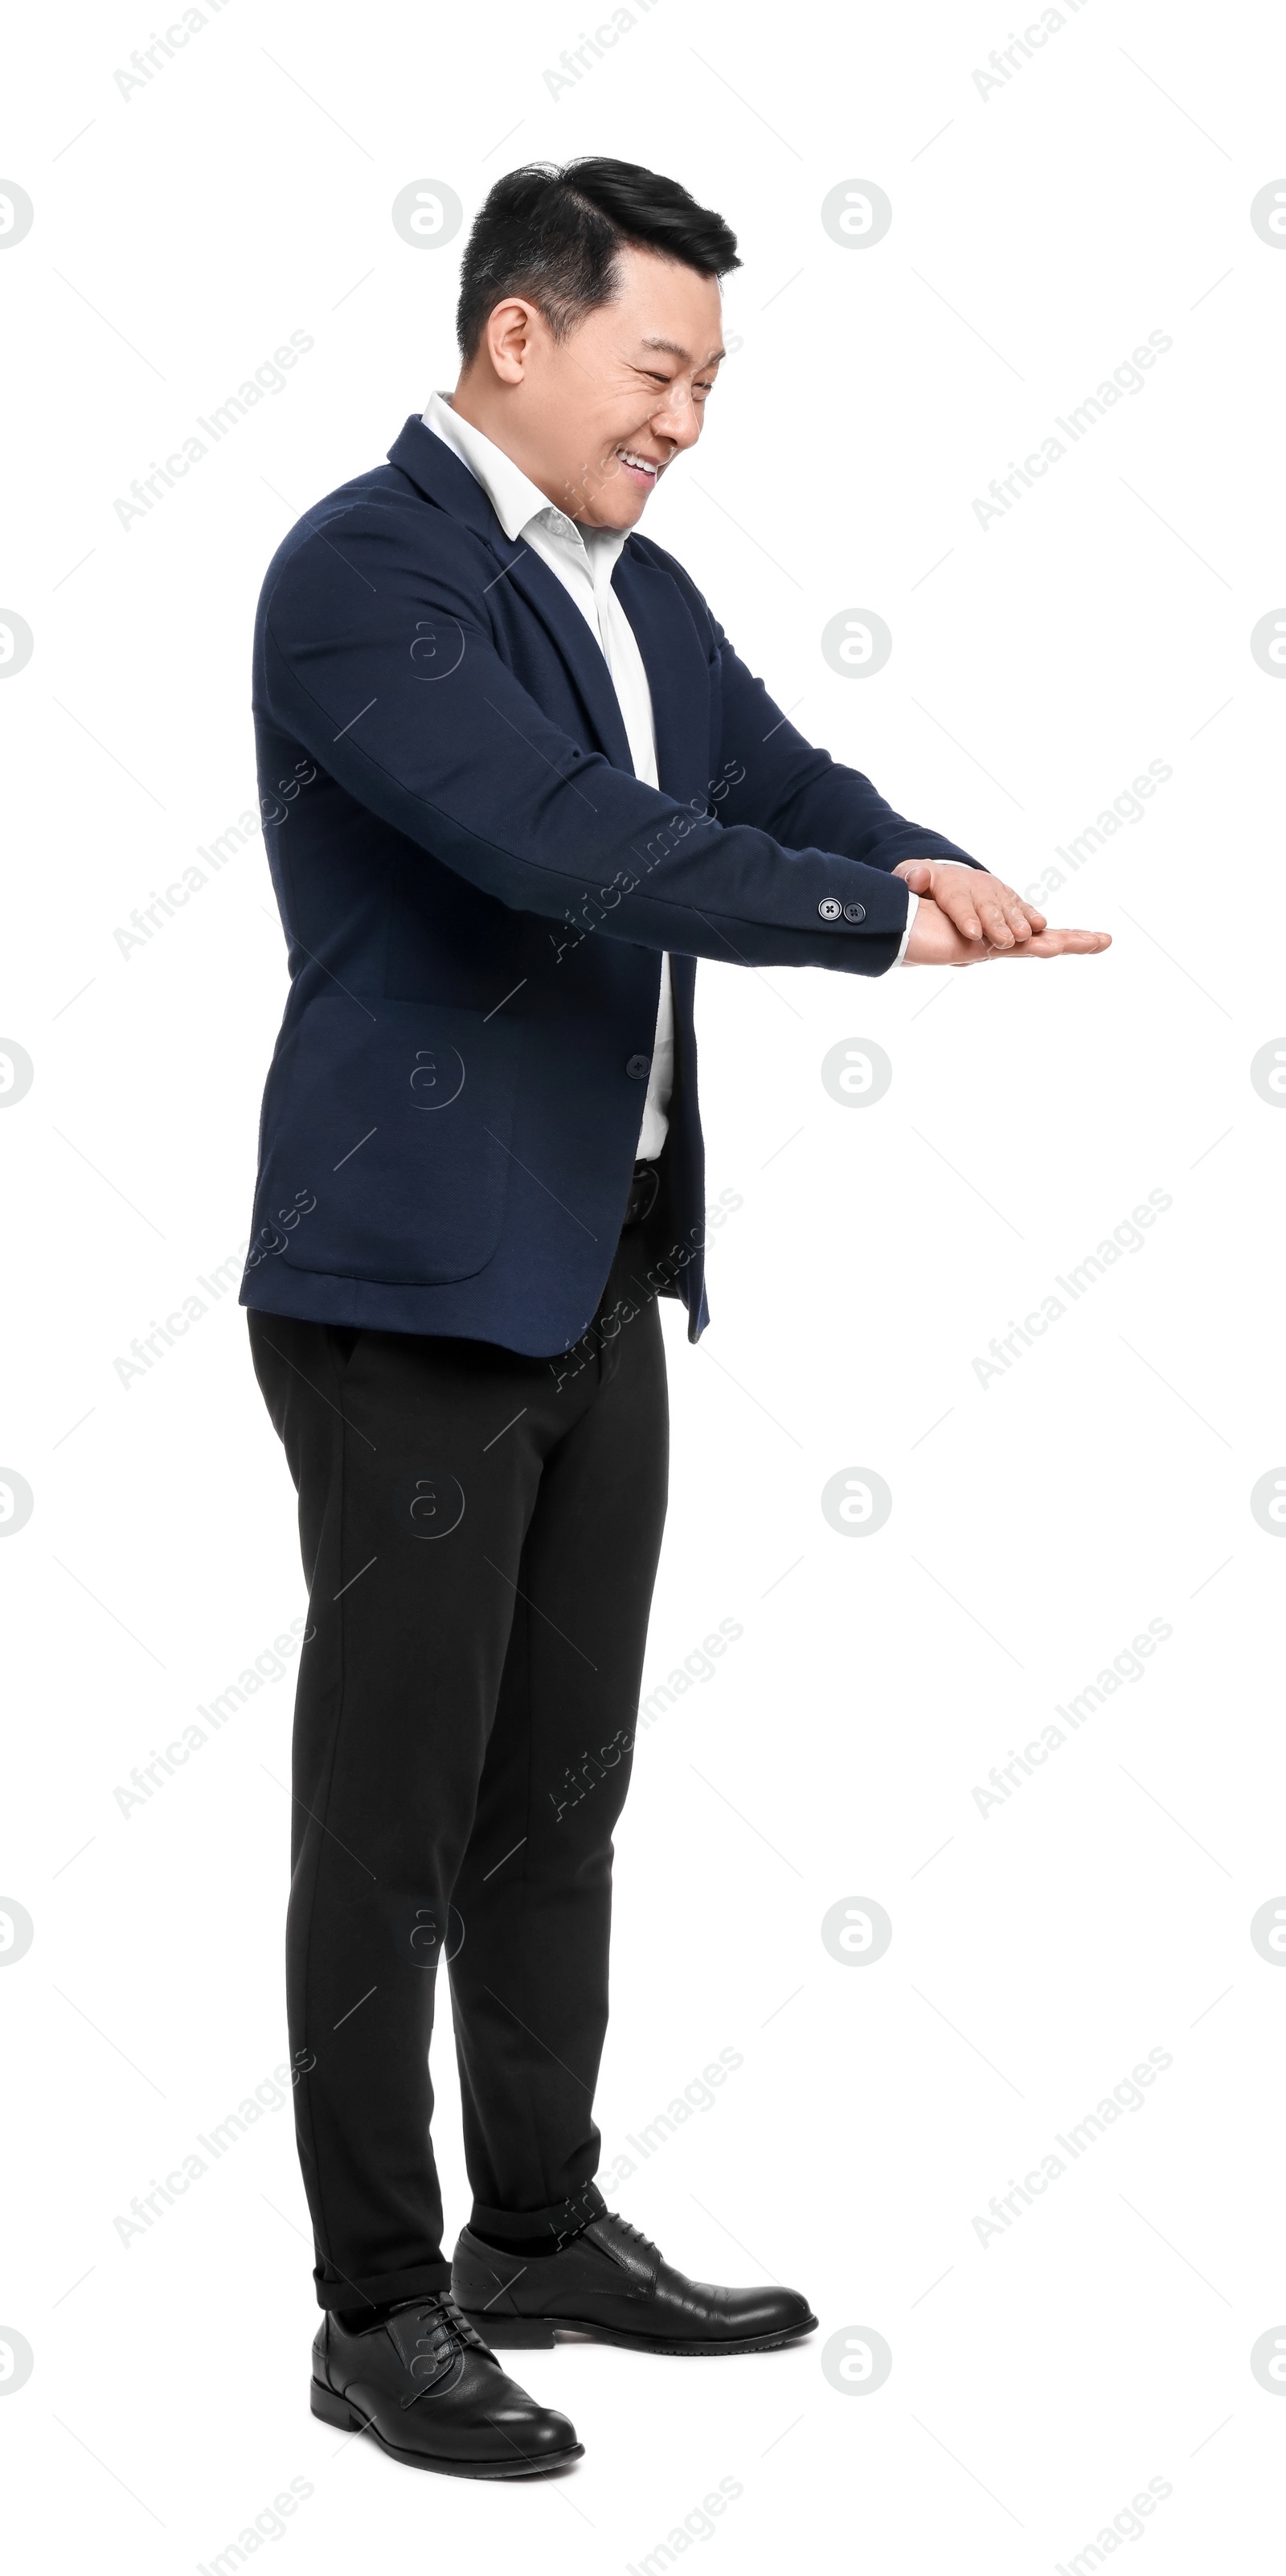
[242,157,1108,2480]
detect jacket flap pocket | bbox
[252,996,521,1286]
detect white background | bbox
[2,0,1285,2567]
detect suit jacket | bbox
[240,414,978,1351]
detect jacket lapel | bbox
[612,544,711,804]
[387,417,712,798]
[387,414,633,772]
[499,547,634,772]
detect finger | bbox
[979,881,1048,943]
[997,927,1112,956]
[975,893,1017,947]
[1026,929,1111,954]
[978,883,1026,945]
[932,879,987,941]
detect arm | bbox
[642,560,1106,962]
[711,619,1109,962]
[260,505,913,978]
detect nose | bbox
[649,382,702,451]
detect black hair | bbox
[455,157,740,362]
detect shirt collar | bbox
[422,391,625,567]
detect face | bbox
[454,244,726,529]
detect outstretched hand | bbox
[894,857,1111,966]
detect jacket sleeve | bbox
[260,502,919,975]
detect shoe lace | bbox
[602,2210,661,2266]
[397,2293,491,2407]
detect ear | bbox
[481,296,543,387]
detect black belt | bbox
[623,1159,661,1226]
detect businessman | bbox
[243,157,1108,2478]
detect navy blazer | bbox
[240,415,978,1351]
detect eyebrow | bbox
[637,334,726,367]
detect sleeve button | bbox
[843,900,866,923]
[817,896,843,921]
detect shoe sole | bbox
[309,2376,584,2477]
[457,2311,819,2356]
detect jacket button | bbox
[626,1053,651,1079]
[843,901,866,923]
[817,896,843,921]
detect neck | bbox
[447,376,568,512]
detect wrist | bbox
[894,888,919,967]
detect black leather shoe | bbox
[453,2212,817,2356]
[309,2292,583,2476]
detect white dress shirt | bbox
[423,392,674,1158]
[422,392,930,1144]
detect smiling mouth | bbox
[616,446,661,482]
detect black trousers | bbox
[248,1224,669,2311]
